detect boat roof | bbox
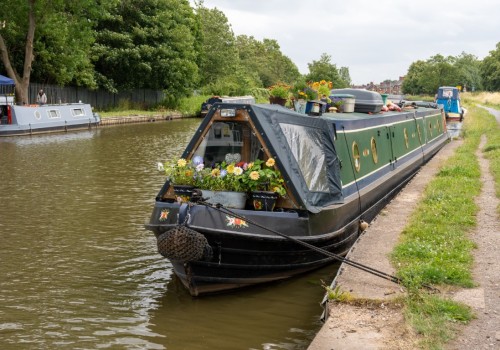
[185,102,441,213]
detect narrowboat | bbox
[145,95,449,296]
[200,95,255,117]
[0,102,100,137]
[0,75,100,136]
[435,86,465,121]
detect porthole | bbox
[352,142,361,172]
[34,111,42,120]
[371,137,378,164]
[404,128,409,148]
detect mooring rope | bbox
[195,200,438,292]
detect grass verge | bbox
[391,104,499,349]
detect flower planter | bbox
[173,185,195,203]
[269,96,287,106]
[251,191,278,211]
[202,190,247,209]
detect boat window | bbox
[34,111,42,120]
[279,123,329,192]
[193,121,262,166]
[352,142,361,172]
[71,108,86,117]
[371,137,378,164]
[404,128,409,148]
[47,109,61,119]
[428,122,433,137]
[417,124,422,143]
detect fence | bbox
[29,83,165,110]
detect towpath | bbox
[308,111,500,349]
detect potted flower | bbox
[158,157,203,202]
[242,158,286,211]
[158,156,286,210]
[268,82,291,106]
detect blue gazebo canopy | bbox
[0,74,14,86]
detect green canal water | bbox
[0,120,339,350]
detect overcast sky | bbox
[190,0,499,85]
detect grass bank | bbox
[391,101,500,349]
[98,95,212,118]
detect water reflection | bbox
[0,120,337,349]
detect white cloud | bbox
[191,0,500,84]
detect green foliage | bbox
[0,0,104,88]
[405,294,473,348]
[268,82,291,99]
[323,283,351,302]
[306,53,349,89]
[93,0,199,98]
[196,6,238,86]
[176,94,211,116]
[403,53,484,95]
[480,42,500,91]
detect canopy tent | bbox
[0,74,15,85]
[0,74,15,96]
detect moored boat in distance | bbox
[0,101,100,136]
[435,86,465,122]
[200,95,255,117]
[145,91,449,296]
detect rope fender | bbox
[157,225,213,262]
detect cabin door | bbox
[386,125,397,170]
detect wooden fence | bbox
[29,83,165,110]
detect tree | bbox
[402,60,426,95]
[338,67,351,87]
[93,0,199,101]
[195,4,238,87]
[481,42,500,91]
[0,0,102,104]
[306,53,346,88]
[454,52,482,91]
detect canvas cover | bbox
[184,103,343,213]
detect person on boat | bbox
[36,89,47,105]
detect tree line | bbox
[0,0,499,107]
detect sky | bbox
[190,0,500,85]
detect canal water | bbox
[0,120,339,350]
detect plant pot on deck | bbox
[202,190,247,209]
[269,96,287,106]
[173,185,195,203]
[251,191,278,211]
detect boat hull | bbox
[148,203,361,296]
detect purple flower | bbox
[220,170,227,178]
[193,155,204,166]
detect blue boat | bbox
[435,86,464,121]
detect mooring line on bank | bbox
[195,201,438,292]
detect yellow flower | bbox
[265,158,275,167]
[177,158,187,167]
[250,171,260,181]
[185,170,193,177]
[211,168,220,177]
[226,164,235,174]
